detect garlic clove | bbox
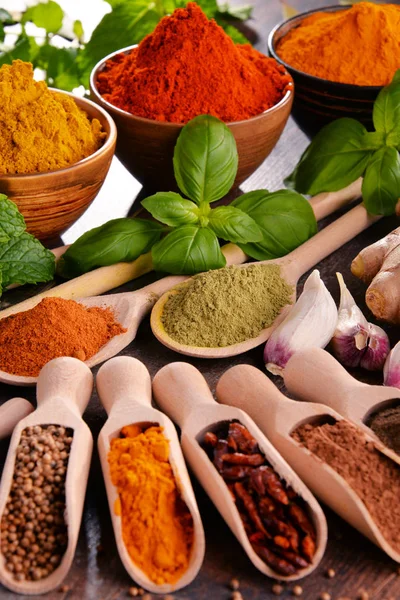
[360,323,390,371]
[384,341,400,388]
[264,270,337,376]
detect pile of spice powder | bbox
[97,3,292,123]
[276,2,400,86]
[161,264,293,347]
[108,425,194,585]
[0,297,126,377]
[1,425,73,581]
[292,419,400,553]
[0,60,105,175]
[367,404,400,455]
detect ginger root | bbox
[351,227,400,323]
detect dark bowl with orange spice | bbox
[89,47,293,193]
[268,5,383,137]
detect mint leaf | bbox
[0,196,26,243]
[37,45,80,91]
[173,115,238,204]
[142,193,199,227]
[152,225,226,274]
[217,4,253,20]
[0,233,55,288]
[208,206,262,243]
[59,218,164,279]
[362,147,400,216]
[23,1,64,34]
[73,19,84,42]
[0,34,39,67]
[373,69,400,137]
[233,189,318,260]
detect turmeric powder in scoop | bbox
[108,425,194,585]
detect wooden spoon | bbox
[152,361,327,581]
[0,183,363,388]
[284,347,400,443]
[216,364,400,562]
[151,203,380,359]
[0,357,93,594]
[96,356,205,594]
[0,398,34,440]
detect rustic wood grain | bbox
[1,1,400,598]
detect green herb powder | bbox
[161,264,293,347]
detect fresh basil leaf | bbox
[0,23,4,44]
[373,69,400,137]
[361,131,386,149]
[73,19,84,42]
[0,233,55,288]
[0,34,39,67]
[59,218,164,279]
[0,9,12,23]
[208,206,262,243]
[0,196,26,243]
[232,189,318,260]
[362,147,400,216]
[286,118,372,195]
[217,3,253,20]
[174,115,238,204]
[152,225,226,274]
[23,1,64,34]
[0,268,3,297]
[36,45,80,91]
[217,21,249,44]
[142,193,199,227]
[77,1,159,86]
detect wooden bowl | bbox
[89,46,293,192]
[268,5,381,137]
[0,92,117,243]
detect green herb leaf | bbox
[0,233,55,288]
[285,118,373,195]
[173,115,238,204]
[232,189,318,260]
[362,147,400,216]
[208,205,262,243]
[0,34,39,67]
[217,21,249,44]
[73,19,84,42]
[0,9,12,23]
[152,225,226,274]
[36,45,80,91]
[58,218,164,279]
[22,1,64,34]
[217,3,253,20]
[77,1,159,86]
[142,192,199,227]
[373,69,400,137]
[0,196,26,243]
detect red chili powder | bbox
[97,2,292,124]
[0,297,126,377]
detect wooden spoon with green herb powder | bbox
[150,204,380,358]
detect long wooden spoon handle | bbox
[153,362,215,428]
[0,398,34,440]
[96,356,152,415]
[36,357,93,414]
[309,178,362,221]
[282,204,380,280]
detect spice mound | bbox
[203,421,317,575]
[292,419,400,553]
[366,403,400,456]
[161,264,293,348]
[0,297,126,377]
[1,425,73,582]
[0,60,105,175]
[97,2,292,124]
[276,2,400,86]
[108,424,194,585]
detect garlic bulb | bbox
[264,270,337,376]
[384,341,400,388]
[331,273,390,371]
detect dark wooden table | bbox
[1,1,400,598]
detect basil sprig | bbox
[286,70,400,216]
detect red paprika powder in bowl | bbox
[89,2,293,192]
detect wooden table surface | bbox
[1,1,400,598]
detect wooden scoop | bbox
[96,356,205,594]
[152,361,327,581]
[216,364,400,562]
[0,398,34,440]
[283,347,400,442]
[0,357,93,594]
[0,182,363,388]
[151,203,380,359]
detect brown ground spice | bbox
[0,297,126,377]
[367,405,400,456]
[292,419,400,553]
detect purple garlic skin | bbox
[360,324,390,371]
[384,341,400,388]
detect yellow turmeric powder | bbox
[108,425,193,585]
[0,60,105,175]
[277,2,400,86]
